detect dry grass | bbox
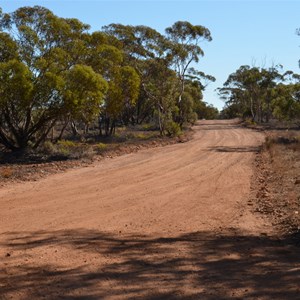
[256,129,300,238]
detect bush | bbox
[95,143,108,154]
[125,133,136,140]
[244,118,256,126]
[165,121,181,137]
[57,140,76,148]
[69,145,94,159]
[136,133,147,139]
[264,136,274,150]
[142,123,156,131]
[41,139,94,159]
[188,112,198,125]
[42,141,57,155]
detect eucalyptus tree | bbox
[219,66,261,120]
[165,21,212,125]
[0,6,108,150]
[103,23,167,64]
[272,83,300,123]
[271,71,300,123]
[85,30,141,135]
[102,23,174,130]
[104,66,140,135]
[103,22,215,132]
[219,65,284,122]
[141,58,179,135]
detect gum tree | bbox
[165,21,213,125]
[0,6,108,150]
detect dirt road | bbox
[1,120,299,299]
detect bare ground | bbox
[252,130,300,238]
[0,120,299,299]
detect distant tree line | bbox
[0,6,218,151]
[219,34,300,124]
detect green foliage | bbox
[165,21,213,117]
[64,64,108,123]
[0,6,215,152]
[217,65,298,123]
[103,21,215,131]
[0,6,95,150]
[0,59,33,108]
[95,143,108,152]
[57,140,76,148]
[42,141,57,154]
[42,139,94,159]
[189,112,198,124]
[165,120,182,137]
[271,84,300,122]
[0,32,18,62]
[104,65,140,133]
[141,123,155,131]
[111,65,141,117]
[135,133,149,139]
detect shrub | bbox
[95,143,108,154]
[42,141,56,155]
[165,121,181,136]
[136,133,147,139]
[57,140,76,148]
[69,145,94,159]
[125,133,136,140]
[188,112,198,125]
[142,123,156,131]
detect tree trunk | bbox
[33,119,57,149]
[105,117,110,136]
[266,97,270,123]
[98,116,103,136]
[71,121,80,137]
[157,105,164,136]
[57,119,69,141]
[109,119,116,136]
[84,123,89,135]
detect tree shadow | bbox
[208,146,260,153]
[0,151,71,165]
[1,229,299,299]
[194,123,241,131]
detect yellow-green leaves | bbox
[64,64,108,123]
[0,59,33,108]
[0,6,107,149]
[0,33,18,62]
[106,66,140,118]
[0,5,214,148]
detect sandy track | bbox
[0,120,265,233]
[1,120,299,299]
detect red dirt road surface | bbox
[0,120,299,299]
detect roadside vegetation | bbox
[219,64,300,125]
[252,126,300,242]
[0,6,218,158]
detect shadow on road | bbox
[1,229,299,299]
[208,146,261,153]
[194,124,241,131]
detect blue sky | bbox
[1,0,300,110]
